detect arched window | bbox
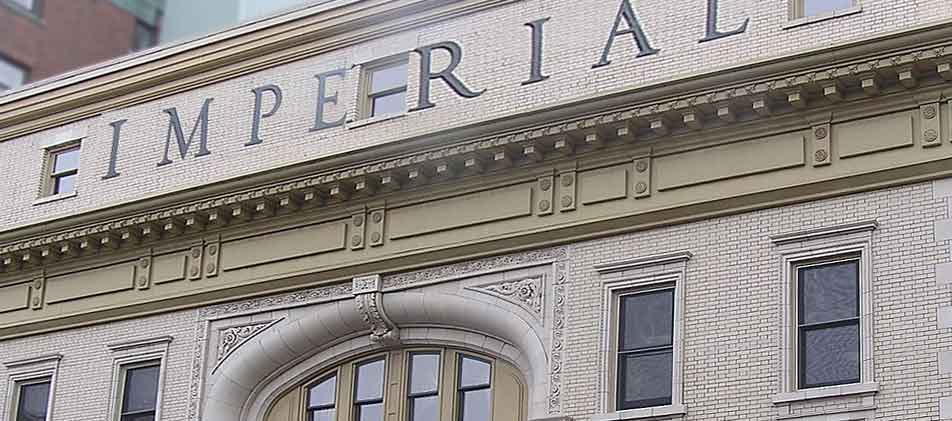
[265,348,526,421]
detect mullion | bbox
[408,390,438,399]
[458,382,490,393]
[307,403,335,411]
[798,316,860,330]
[51,168,77,178]
[370,86,407,98]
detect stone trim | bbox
[3,354,60,421]
[594,253,690,417]
[774,234,875,401]
[770,220,878,245]
[593,250,692,274]
[105,335,173,352]
[2,36,951,273]
[591,404,687,421]
[772,382,879,404]
[1,353,61,369]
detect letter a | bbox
[593,0,659,68]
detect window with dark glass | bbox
[14,378,51,421]
[354,359,386,421]
[366,60,408,118]
[408,353,440,421]
[0,55,28,92]
[457,355,491,421]
[119,363,160,421]
[797,259,860,389]
[616,288,674,410]
[307,375,337,421]
[47,144,80,196]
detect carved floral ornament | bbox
[3,41,952,272]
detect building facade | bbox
[0,0,164,91]
[2,1,952,420]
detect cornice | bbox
[0,0,518,140]
[1,30,952,274]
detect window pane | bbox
[410,395,439,421]
[122,365,160,413]
[409,353,440,394]
[308,376,336,408]
[803,0,853,16]
[459,356,491,388]
[370,62,408,93]
[53,148,80,173]
[371,91,406,117]
[460,388,491,421]
[16,381,50,421]
[618,351,672,409]
[355,359,385,402]
[799,261,858,325]
[357,402,383,421]
[619,290,674,351]
[309,408,335,421]
[54,174,77,195]
[802,323,860,387]
[9,0,34,11]
[0,57,27,91]
[120,413,155,421]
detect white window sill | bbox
[346,112,406,129]
[33,191,77,206]
[592,404,686,421]
[773,382,879,404]
[783,5,862,29]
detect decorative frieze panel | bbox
[812,122,832,167]
[466,276,544,319]
[920,101,941,148]
[214,319,282,368]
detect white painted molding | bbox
[770,220,878,245]
[106,335,173,352]
[2,353,62,369]
[593,250,693,274]
[772,382,879,404]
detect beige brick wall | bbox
[0,179,949,420]
[2,0,950,231]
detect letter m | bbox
[158,98,213,166]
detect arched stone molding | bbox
[244,325,533,421]
[201,291,549,421]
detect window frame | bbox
[353,357,387,421]
[296,348,512,421]
[116,360,162,421]
[615,287,676,410]
[772,224,878,404]
[406,351,442,421]
[45,143,80,197]
[786,0,861,27]
[0,53,29,93]
[107,348,167,421]
[598,267,687,419]
[455,354,492,421]
[305,371,339,421]
[360,56,409,119]
[2,354,60,421]
[11,376,53,421]
[794,256,862,390]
